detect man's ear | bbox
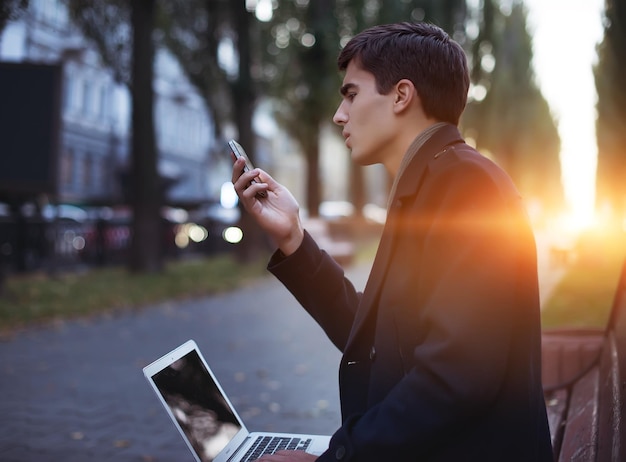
[393,79,417,114]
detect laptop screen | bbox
[152,349,243,461]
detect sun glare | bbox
[555,208,594,235]
[524,0,605,236]
[559,135,597,232]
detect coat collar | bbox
[392,123,465,201]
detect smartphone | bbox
[227,139,267,197]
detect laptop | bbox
[143,339,331,462]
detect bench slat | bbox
[557,366,599,462]
[597,334,623,461]
[545,389,568,457]
[541,330,604,389]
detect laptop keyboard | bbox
[241,436,312,461]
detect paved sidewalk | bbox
[0,264,370,462]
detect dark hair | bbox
[337,22,469,125]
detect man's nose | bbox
[333,101,347,126]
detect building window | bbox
[33,0,69,29]
[69,75,83,114]
[83,153,93,190]
[74,152,85,190]
[60,148,74,188]
[93,155,104,193]
[82,81,93,116]
[99,86,108,121]
[63,74,73,112]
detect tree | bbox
[160,1,268,260]
[595,0,626,224]
[0,0,28,33]
[66,1,132,83]
[128,0,161,272]
[259,0,340,217]
[68,0,162,272]
[463,1,563,214]
[157,1,232,139]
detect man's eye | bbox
[347,93,356,101]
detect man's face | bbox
[333,61,397,167]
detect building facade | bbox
[0,0,220,209]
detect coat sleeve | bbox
[268,231,363,352]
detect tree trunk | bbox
[129,0,161,273]
[304,129,321,218]
[231,0,267,261]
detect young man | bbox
[232,22,553,462]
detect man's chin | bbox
[351,150,375,167]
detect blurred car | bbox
[185,203,242,255]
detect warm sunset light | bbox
[525,0,605,232]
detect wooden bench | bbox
[542,259,626,461]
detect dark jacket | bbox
[269,124,553,461]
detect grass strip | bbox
[0,255,268,331]
[541,227,626,329]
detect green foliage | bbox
[258,0,344,215]
[0,0,28,32]
[594,0,626,221]
[463,2,563,213]
[0,256,268,332]
[157,1,232,137]
[65,0,131,84]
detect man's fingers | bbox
[231,157,247,183]
[232,164,272,201]
[257,450,318,461]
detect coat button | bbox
[335,445,346,459]
[369,345,376,362]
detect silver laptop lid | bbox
[143,339,250,462]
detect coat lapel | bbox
[345,124,465,348]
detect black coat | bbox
[269,124,553,461]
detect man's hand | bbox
[257,450,318,461]
[231,158,304,255]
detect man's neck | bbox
[384,119,445,177]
